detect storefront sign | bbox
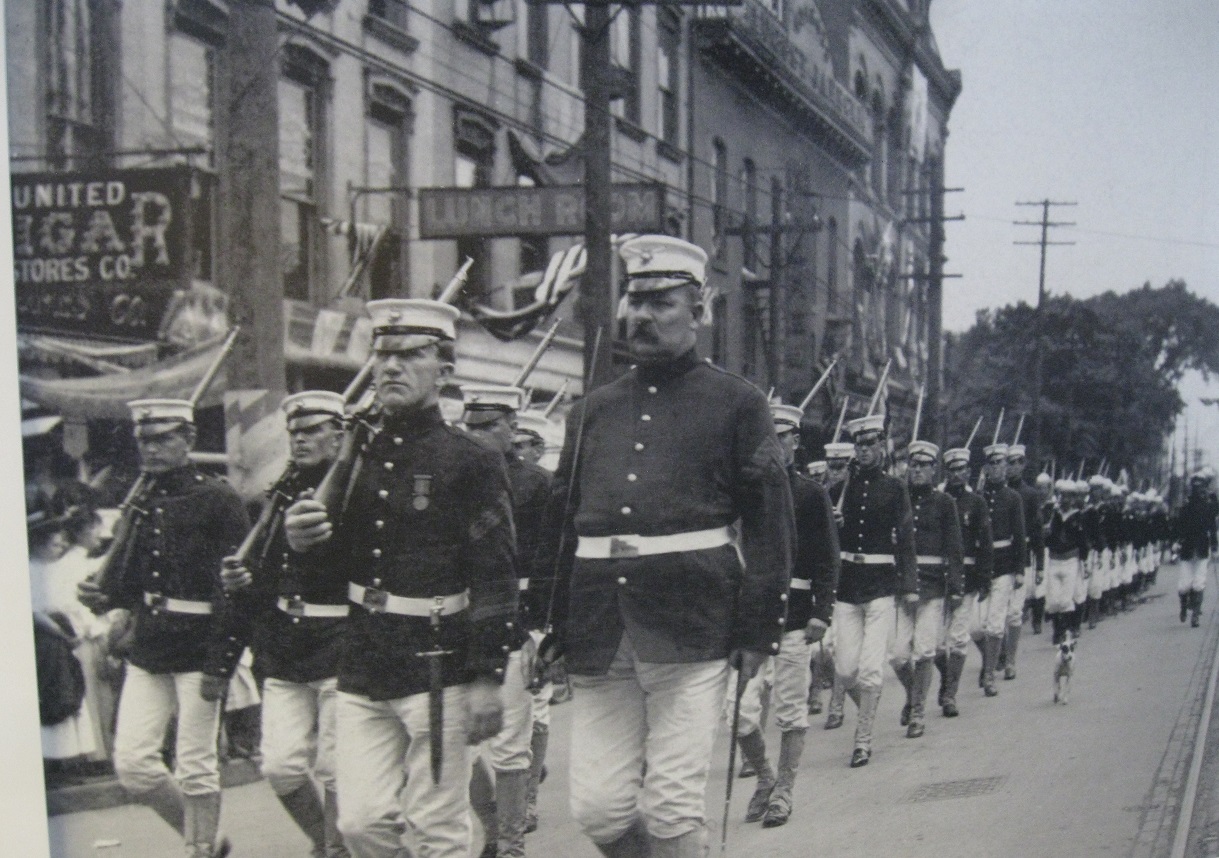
[419,183,665,238]
[12,166,191,342]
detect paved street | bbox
[46,562,1219,858]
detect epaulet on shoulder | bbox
[700,359,766,396]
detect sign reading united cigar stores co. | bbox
[12,166,192,342]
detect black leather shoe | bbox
[942,701,959,718]
[849,748,871,768]
[906,722,925,739]
[824,713,844,730]
[900,703,911,726]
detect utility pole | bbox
[1014,199,1076,469]
[218,0,285,395]
[898,173,962,445]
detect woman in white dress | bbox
[29,513,101,764]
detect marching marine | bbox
[891,441,964,738]
[461,384,552,858]
[534,235,794,857]
[732,402,839,828]
[1044,480,1088,643]
[218,391,351,858]
[972,444,1026,697]
[1003,444,1043,678]
[283,299,518,858]
[937,446,993,717]
[77,399,250,858]
[1175,469,1218,628]
[829,414,917,767]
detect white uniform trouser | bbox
[891,597,944,664]
[1103,548,1118,592]
[1007,569,1028,628]
[1119,547,1136,586]
[483,649,534,772]
[1087,552,1106,600]
[832,597,895,691]
[1179,556,1210,593]
[569,634,727,844]
[971,575,1013,638]
[113,665,222,797]
[260,675,339,795]
[1073,553,1089,605]
[939,593,976,655]
[335,686,475,858]
[1045,556,1081,614]
[726,628,812,735]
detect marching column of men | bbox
[71,229,1217,857]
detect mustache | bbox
[628,324,658,343]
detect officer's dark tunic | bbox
[945,483,994,595]
[326,405,518,700]
[540,348,794,675]
[103,465,250,678]
[1010,477,1045,574]
[833,463,918,604]
[228,463,348,684]
[788,469,840,629]
[909,485,965,599]
[981,482,1027,580]
[1176,492,1219,561]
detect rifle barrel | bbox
[188,327,241,408]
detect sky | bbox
[928,0,1219,473]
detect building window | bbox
[454,107,497,301]
[712,138,727,240]
[44,0,105,167]
[611,6,641,125]
[742,159,757,270]
[368,0,410,30]
[657,13,680,145]
[168,33,216,165]
[279,46,329,301]
[526,2,548,68]
[365,83,412,299]
[711,293,729,366]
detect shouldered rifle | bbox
[227,464,300,577]
[313,388,379,527]
[85,472,154,612]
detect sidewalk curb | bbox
[45,759,263,817]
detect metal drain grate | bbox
[905,776,1007,803]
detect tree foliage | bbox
[941,280,1219,485]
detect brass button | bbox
[394,436,403,445]
[375,520,384,529]
[617,577,627,585]
[648,386,657,394]
[641,414,651,422]
[627,474,637,482]
[372,549,382,559]
[373,578,382,586]
[634,443,644,451]
[621,506,632,515]
[378,489,389,499]
[384,462,394,471]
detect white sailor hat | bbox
[943,447,971,468]
[1087,474,1107,489]
[128,398,194,438]
[846,414,886,441]
[1006,444,1027,460]
[1054,479,1072,493]
[619,235,708,292]
[1071,480,1090,494]
[281,390,345,431]
[513,411,551,444]
[807,461,828,477]
[770,403,804,434]
[367,299,460,353]
[461,385,526,426]
[1035,472,1053,488]
[908,440,941,463]
[825,442,855,462]
[983,443,1009,462]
